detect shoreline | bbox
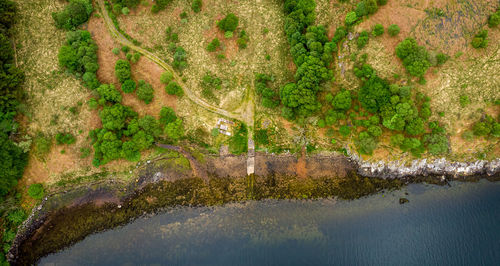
[8,149,500,265]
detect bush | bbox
[97,83,122,103]
[115,59,131,83]
[332,90,352,110]
[7,209,26,226]
[217,13,239,32]
[52,0,93,30]
[159,107,177,125]
[339,125,351,136]
[357,30,369,48]
[471,30,488,48]
[387,24,400,36]
[160,71,173,84]
[395,38,430,77]
[192,0,202,13]
[121,79,136,93]
[435,52,449,65]
[136,80,154,104]
[237,30,249,49]
[112,47,120,55]
[122,7,130,15]
[131,52,141,63]
[372,24,384,36]
[164,118,184,142]
[229,123,248,155]
[206,38,220,52]
[459,95,470,107]
[55,133,76,145]
[488,10,500,27]
[165,81,184,97]
[356,131,378,155]
[173,46,188,70]
[27,183,44,200]
[345,11,358,26]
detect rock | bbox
[399,198,409,204]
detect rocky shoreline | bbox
[8,149,500,264]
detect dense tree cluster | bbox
[256,73,279,108]
[280,0,337,119]
[59,30,100,89]
[52,0,93,30]
[395,38,431,77]
[0,0,27,200]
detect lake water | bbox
[39,179,500,265]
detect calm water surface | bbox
[39,180,500,265]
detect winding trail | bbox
[97,0,256,175]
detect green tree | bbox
[396,38,430,77]
[332,90,352,111]
[372,24,384,36]
[489,10,500,27]
[52,0,92,30]
[217,13,239,32]
[165,81,184,97]
[192,0,202,13]
[164,118,184,142]
[27,183,44,200]
[387,24,400,36]
[206,38,220,52]
[160,71,173,84]
[339,125,351,137]
[115,59,131,83]
[97,83,122,103]
[159,106,177,125]
[357,30,369,48]
[345,11,358,26]
[471,30,488,48]
[121,79,136,93]
[136,80,154,104]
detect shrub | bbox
[254,129,269,146]
[217,13,239,32]
[160,71,173,84]
[339,125,351,136]
[121,45,130,53]
[471,30,488,48]
[435,52,449,65]
[165,81,184,97]
[131,52,141,63]
[7,209,26,226]
[112,47,120,55]
[55,133,76,145]
[192,0,202,13]
[173,46,188,70]
[345,11,358,26]
[121,79,136,93]
[27,183,44,200]
[136,80,154,104]
[97,83,122,103]
[122,7,130,15]
[356,131,378,155]
[387,24,400,36]
[332,90,352,110]
[224,31,233,38]
[357,30,369,48]
[229,123,248,155]
[395,38,430,77]
[115,59,131,83]
[52,0,93,30]
[80,147,91,158]
[206,38,220,52]
[372,24,384,36]
[237,30,249,49]
[488,10,500,27]
[164,118,184,142]
[159,107,177,125]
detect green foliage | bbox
[459,95,470,107]
[422,132,448,155]
[405,117,425,136]
[387,24,400,36]
[114,59,131,83]
[27,183,44,200]
[332,89,352,111]
[80,147,91,158]
[355,0,378,17]
[151,0,172,13]
[112,47,120,55]
[339,125,351,137]
[325,109,346,126]
[256,73,279,108]
[52,0,93,30]
[367,125,382,137]
[97,84,122,103]
[345,11,358,26]
[58,30,99,89]
[472,115,497,137]
[136,80,154,104]
[159,107,177,125]
[55,133,76,145]
[237,30,249,49]
[372,24,384,36]
[254,129,269,146]
[164,118,184,142]
[358,76,390,113]
[173,46,188,70]
[0,132,28,197]
[165,81,184,97]
[396,38,430,77]
[229,123,248,155]
[192,0,202,13]
[356,131,378,155]
[471,30,488,48]
[357,30,369,48]
[131,52,141,63]
[206,38,220,52]
[121,7,130,15]
[224,31,233,38]
[217,13,239,32]
[160,71,173,84]
[7,209,26,226]
[317,119,326,128]
[390,133,404,146]
[435,52,449,65]
[488,10,500,27]
[99,104,137,131]
[121,79,136,93]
